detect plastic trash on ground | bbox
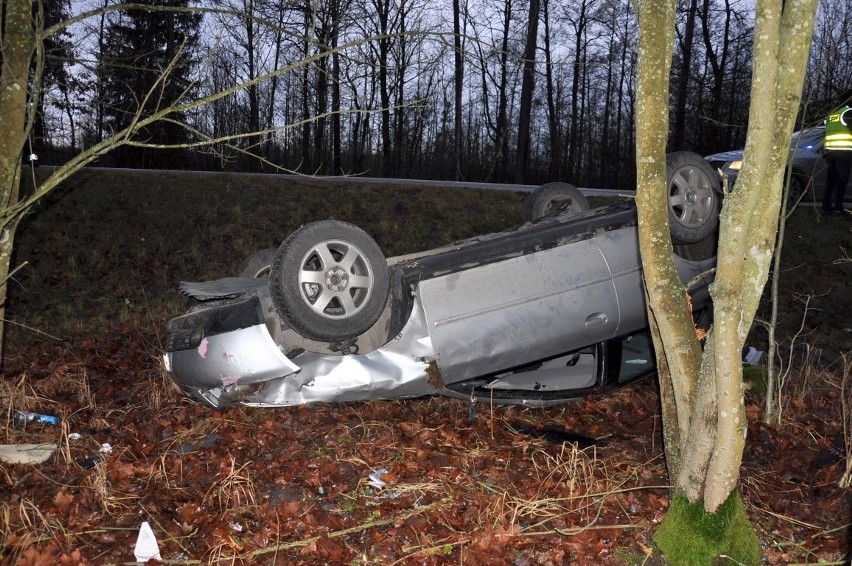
[12,411,60,428]
[0,443,58,464]
[367,468,389,489]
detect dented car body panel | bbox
[164,200,716,409]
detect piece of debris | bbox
[78,455,104,469]
[12,411,60,428]
[174,432,223,455]
[511,423,598,448]
[134,521,162,563]
[367,468,389,489]
[743,346,763,366]
[0,443,58,465]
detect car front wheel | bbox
[667,152,722,244]
[269,220,389,342]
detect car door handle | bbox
[584,313,608,327]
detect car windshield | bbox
[789,127,824,149]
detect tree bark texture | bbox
[702,0,818,511]
[634,0,703,482]
[0,0,38,363]
[635,0,817,517]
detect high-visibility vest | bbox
[825,105,852,151]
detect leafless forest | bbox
[33,0,852,187]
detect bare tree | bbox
[634,0,818,562]
[472,0,520,182]
[0,1,421,361]
[452,0,465,179]
[671,0,699,151]
[514,0,540,183]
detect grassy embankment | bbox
[8,168,526,342]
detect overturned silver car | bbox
[164,153,720,409]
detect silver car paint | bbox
[165,323,299,388]
[418,232,619,382]
[165,295,441,407]
[166,221,713,408]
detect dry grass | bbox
[205,453,257,512]
[504,444,607,528]
[84,452,134,515]
[0,498,65,563]
[0,373,55,439]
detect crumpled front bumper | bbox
[164,296,439,409]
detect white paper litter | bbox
[134,521,162,562]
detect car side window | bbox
[616,331,654,383]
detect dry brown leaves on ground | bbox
[0,332,849,565]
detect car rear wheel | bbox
[523,182,590,222]
[667,152,722,244]
[269,220,389,342]
[239,248,277,278]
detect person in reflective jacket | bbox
[823,90,852,216]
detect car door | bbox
[592,225,647,337]
[417,235,620,383]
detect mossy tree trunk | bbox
[0,0,39,364]
[634,0,818,561]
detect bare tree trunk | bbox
[699,0,732,152]
[635,0,698,481]
[0,0,38,365]
[493,0,513,181]
[567,0,588,181]
[373,0,392,175]
[314,12,330,174]
[600,6,617,186]
[301,4,312,172]
[453,0,464,180]
[96,1,109,142]
[515,0,540,183]
[672,0,698,151]
[542,0,561,180]
[331,0,342,174]
[245,0,260,136]
[636,0,818,558]
[267,1,286,161]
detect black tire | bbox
[786,174,806,207]
[269,220,389,342]
[673,232,718,261]
[239,248,277,278]
[523,182,590,222]
[666,152,722,244]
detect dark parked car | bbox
[706,126,850,206]
[164,153,719,409]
